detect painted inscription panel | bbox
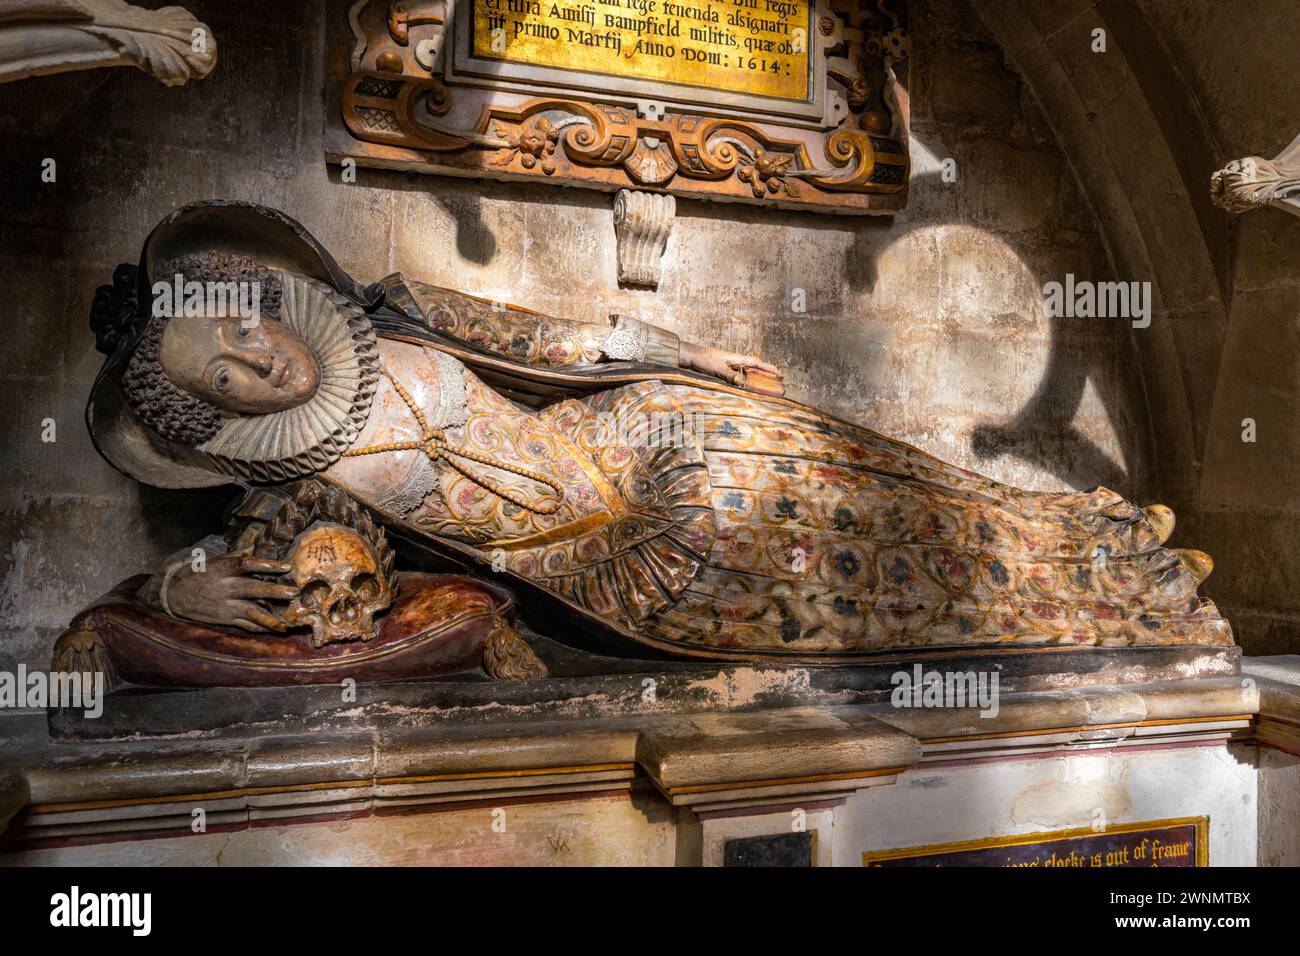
[328,0,911,214]
[862,818,1208,868]
[470,0,813,102]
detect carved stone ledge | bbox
[0,0,216,87]
[613,189,674,289]
[1211,133,1300,219]
[637,710,917,811]
[0,667,1260,862]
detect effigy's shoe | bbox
[1175,548,1214,583]
[1144,504,1176,545]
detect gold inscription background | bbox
[472,0,812,101]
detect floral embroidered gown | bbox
[320,275,1232,658]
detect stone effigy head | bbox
[117,251,321,450]
[87,201,380,488]
[149,300,322,416]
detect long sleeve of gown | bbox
[375,273,681,369]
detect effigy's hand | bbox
[681,342,785,396]
[164,555,298,633]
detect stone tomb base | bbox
[1,645,1298,866]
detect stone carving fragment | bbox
[1211,133,1300,218]
[0,0,216,86]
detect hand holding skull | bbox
[165,555,298,633]
[156,481,397,645]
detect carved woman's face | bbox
[158,315,320,414]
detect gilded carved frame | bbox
[326,0,909,214]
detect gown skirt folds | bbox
[555,381,1231,655]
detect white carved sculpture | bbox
[0,0,216,87]
[1211,133,1300,219]
[613,189,675,288]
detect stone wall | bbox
[0,0,1146,670]
[1140,0,1300,655]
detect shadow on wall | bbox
[330,164,500,267]
[845,167,1143,497]
[325,150,647,272]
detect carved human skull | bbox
[282,524,393,647]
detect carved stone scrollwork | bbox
[0,0,216,86]
[1211,134,1300,219]
[613,189,675,289]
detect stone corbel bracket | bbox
[613,189,675,289]
[1211,133,1300,219]
[0,0,217,87]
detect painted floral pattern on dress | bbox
[383,340,1228,655]
[627,385,1229,653]
[404,278,607,367]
